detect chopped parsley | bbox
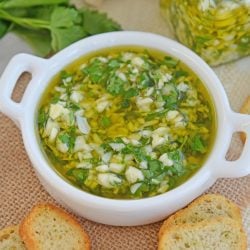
[38,48,215,199]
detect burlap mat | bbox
[0,1,249,249]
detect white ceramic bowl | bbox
[0,31,250,226]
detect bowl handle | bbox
[216,111,250,178]
[0,53,47,127]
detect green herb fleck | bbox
[123,88,138,98]
[163,56,178,68]
[100,116,111,128]
[190,134,206,153]
[58,132,75,151]
[139,72,154,88]
[120,99,130,109]
[67,168,89,184]
[107,77,124,95]
[38,107,48,128]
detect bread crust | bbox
[19,203,91,250]
[158,217,247,250]
[159,193,242,238]
[0,225,26,249]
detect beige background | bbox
[0,0,250,249]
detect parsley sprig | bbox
[0,0,121,56]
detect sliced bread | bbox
[159,194,242,237]
[19,203,90,250]
[158,217,247,250]
[0,225,26,250]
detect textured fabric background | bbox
[0,1,249,249]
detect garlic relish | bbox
[160,0,250,66]
[38,47,215,199]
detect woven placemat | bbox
[0,1,250,249]
[0,108,249,250]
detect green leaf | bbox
[81,8,121,35]
[156,142,178,154]
[148,160,163,176]
[67,168,89,183]
[238,34,250,51]
[100,142,112,152]
[151,172,166,184]
[0,8,50,30]
[50,93,60,104]
[163,97,177,109]
[0,19,9,38]
[163,89,178,109]
[121,144,146,162]
[51,7,81,28]
[0,0,68,9]
[58,132,75,151]
[107,77,124,96]
[163,56,178,68]
[73,169,88,182]
[168,150,185,176]
[174,70,188,79]
[60,70,72,80]
[50,7,87,51]
[38,107,48,128]
[139,72,154,88]
[30,6,55,20]
[5,8,29,18]
[169,150,183,162]
[14,27,52,56]
[100,116,111,128]
[108,59,120,68]
[58,133,69,144]
[190,134,206,153]
[123,88,138,98]
[82,59,105,83]
[67,102,80,112]
[69,111,75,126]
[195,35,212,45]
[51,25,87,51]
[7,6,55,19]
[145,109,169,121]
[136,182,150,193]
[142,169,153,179]
[0,3,122,56]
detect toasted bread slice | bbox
[159,194,242,238]
[158,217,247,250]
[0,225,26,250]
[19,204,90,250]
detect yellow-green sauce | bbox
[160,0,250,66]
[37,47,216,199]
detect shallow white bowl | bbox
[0,31,250,226]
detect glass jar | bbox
[160,0,250,66]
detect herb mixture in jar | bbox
[38,47,216,199]
[160,0,250,66]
